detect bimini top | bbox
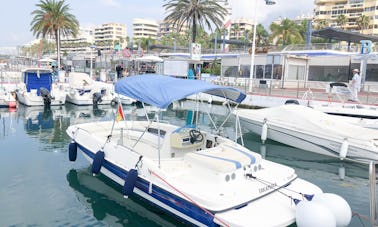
[115,74,246,109]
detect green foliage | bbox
[30,0,79,59]
[163,0,228,43]
[269,19,304,46]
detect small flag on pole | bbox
[116,103,125,122]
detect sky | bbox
[0,0,313,47]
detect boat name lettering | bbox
[259,183,277,194]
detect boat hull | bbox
[237,106,378,163]
[67,121,323,227]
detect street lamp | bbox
[249,0,276,93]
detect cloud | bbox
[229,0,313,26]
[99,0,120,8]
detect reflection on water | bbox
[0,109,16,139]
[0,101,374,227]
[67,168,180,227]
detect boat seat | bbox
[184,144,256,173]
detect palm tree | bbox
[316,20,328,30]
[357,14,370,31]
[254,24,269,47]
[232,24,240,40]
[269,19,303,46]
[163,0,228,43]
[336,14,348,30]
[30,0,79,65]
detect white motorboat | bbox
[67,74,351,227]
[235,104,378,164]
[114,93,136,105]
[16,68,67,106]
[299,82,378,119]
[65,72,114,105]
[0,88,16,108]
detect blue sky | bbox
[0,0,313,47]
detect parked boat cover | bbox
[115,74,246,108]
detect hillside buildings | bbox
[313,0,378,35]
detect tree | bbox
[269,19,303,46]
[232,24,240,40]
[336,14,348,30]
[357,14,370,31]
[30,0,79,64]
[316,20,328,30]
[254,24,269,47]
[163,0,228,43]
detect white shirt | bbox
[352,73,361,89]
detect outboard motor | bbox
[40,87,52,107]
[93,92,102,106]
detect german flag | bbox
[116,103,125,122]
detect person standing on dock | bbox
[350,68,361,102]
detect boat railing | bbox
[205,76,378,106]
[369,161,377,226]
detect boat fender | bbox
[312,193,352,227]
[296,200,336,227]
[339,139,349,160]
[92,150,105,175]
[110,98,118,108]
[122,169,138,198]
[68,141,78,161]
[261,119,268,144]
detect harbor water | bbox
[0,101,373,226]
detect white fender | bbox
[312,193,352,227]
[296,200,336,227]
[261,119,268,144]
[339,138,349,160]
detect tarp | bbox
[135,55,163,62]
[115,74,246,109]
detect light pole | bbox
[249,0,276,93]
[90,45,96,79]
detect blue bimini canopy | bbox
[115,74,246,109]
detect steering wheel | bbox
[189,129,204,144]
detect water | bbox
[0,102,373,226]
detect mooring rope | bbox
[245,173,314,203]
[149,170,230,227]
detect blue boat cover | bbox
[115,74,246,109]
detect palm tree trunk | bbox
[192,19,197,43]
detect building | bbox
[133,18,159,43]
[94,23,127,51]
[313,0,378,35]
[158,20,188,38]
[229,18,254,40]
[61,27,94,54]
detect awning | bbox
[312,27,378,43]
[115,74,246,108]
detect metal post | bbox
[249,0,276,93]
[248,1,258,93]
[57,28,61,71]
[90,48,93,79]
[369,161,377,226]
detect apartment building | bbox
[61,27,94,53]
[158,20,188,38]
[313,0,378,35]
[229,18,254,40]
[94,23,127,51]
[133,18,159,42]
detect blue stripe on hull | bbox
[77,144,217,227]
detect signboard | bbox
[190,43,201,61]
